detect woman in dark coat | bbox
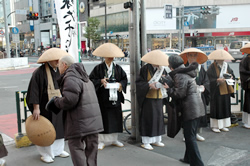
[180,48,210,142]
[207,50,235,133]
[239,44,250,128]
[89,43,128,150]
[166,55,205,166]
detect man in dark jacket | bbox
[53,55,104,166]
[166,55,205,166]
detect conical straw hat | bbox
[240,43,250,54]
[37,48,71,63]
[208,49,234,60]
[179,48,208,64]
[92,43,124,58]
[141,50,169,66]
[25,115,56,146]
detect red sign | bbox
[212,31,250,36]
[185,33,205,37]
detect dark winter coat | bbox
[167,62,205,122]
[54,63,103,140]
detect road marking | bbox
[0,86,18,89]
[207,146,248,166]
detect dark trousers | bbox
[68,133,98,166]
[183,118,204,166]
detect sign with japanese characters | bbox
[55,0,78,62]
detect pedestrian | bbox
[89,43,128,150]
[207,50,235,133]
[180,48,210,142]
[48,55,104,166]
[136,50,169,150]
[0,134,8,166]
[88,47,93,61]
[166,55,205,166]
[239,43,250,129]
[26,48,70,163]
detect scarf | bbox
[148,66,168,98]
[105,62,118,102]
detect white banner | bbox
[216,5,250,28]
[146,8,176,31]
[55,0,78,62]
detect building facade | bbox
[90,0,250,51]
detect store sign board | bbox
[212,31,250,36]
[146,8,176,31]
[216,5,250,28]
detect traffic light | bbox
[26,12,39,20]
[124,2,133,10]
[200,6,211,15]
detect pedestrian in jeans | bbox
[166,55,205,166]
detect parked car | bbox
[165,49,181,54]
[163,51,180,56]
[228,41,249,62]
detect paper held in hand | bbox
[105,83,120,89]
[225,79,235,85]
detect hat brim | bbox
[25,115,56,146]
[179,48,208,64]
[141,50,169,66]
[240,43,250,54]
[208,50,234,60]
[92,43,124,58]
[37,48,71,63]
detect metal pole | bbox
[181,6,185,51]
[178,9,181,50]
[141,0,147,57]
[77,0,81,62]
[105,2,107,43]
[3,0,10,58]
[129,0,141,142]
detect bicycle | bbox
[122,99,168,135]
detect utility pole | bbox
[104,2,107,43]
[141,0,147,57]
[181,6,185,51]
[3,0,10,58]
[129,0,140,141]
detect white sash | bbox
[219,62,228,78]
[219,62,234,85]
[148,66,168,98]
[105,62,118,102]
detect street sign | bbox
[164,4,172,19]
[184,21,189,26]
[0,30,4,35]
[12,34,20,43]
[31,38,34,43]
[15,9,27,15]
[12,27,19,34]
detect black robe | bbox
[136,64,166,137]
[207,62,235,119]
[26,64,64,139]
[240,55,250,113]
[89,62,127,134]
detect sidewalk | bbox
[3,135,186,166]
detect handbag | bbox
[159,75,174,88]
[45,63,61,100]
[0,134,8,158]
[166,101,182,138]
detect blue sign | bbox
[184,21,189,26]
[12,27,19,34]
[109,31,113,35]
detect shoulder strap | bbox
[45,63,55,90]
